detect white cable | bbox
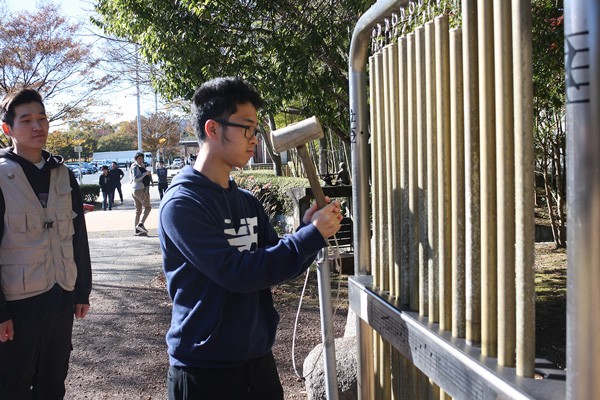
[291,266,312,380]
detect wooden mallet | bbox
[270,116,327,209]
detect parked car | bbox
[92,159,108,168]
[66,162,93,175]
[171,159,183,169]
[66,165,80,178]
[80,162,96,174]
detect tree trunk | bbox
[543,167,563,249]
[319,136,328,175]
[552,141,566,247]
[266,114,283,176]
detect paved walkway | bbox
[84,180,164,286]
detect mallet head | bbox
[270,116,324,153]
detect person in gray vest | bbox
[0,88,92,399]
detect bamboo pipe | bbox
[398,36,411,307]
[400,354,411,400]
[377,48,387,294]
[381,45,391,294]
[370,53,384,400]
[397,36,413,396]
[416,26,429,317]
[425,20,440,324]
[407,32,419,311]
[387,39,402,390]
[478,0,498,357]
[494,0,516,368]
[463,0,481,347]
[388,42,401,300]
[372,52,384,290]
[512,0,535,378]
[374,332,382,400]
[381,45,392,399]
[436,15,452,331]
[451,28,466,339]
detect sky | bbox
[4,0,169,125]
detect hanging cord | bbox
[384,18,391,46]
[400,8,407,35]
[371,28,378,54]
[391,13,399,41]
[291,234,345,381]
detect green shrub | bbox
[231,169,308,221]
[80,184,100,204]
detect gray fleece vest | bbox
[0,158,77,301]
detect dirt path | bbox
[65,272,348,399]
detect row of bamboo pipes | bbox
[367,1,534,398]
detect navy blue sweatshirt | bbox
[158,166,326,368]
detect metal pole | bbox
[78,150,82,185]
[349,3,409,399]
[136,45,143,152]
[565,1,600,398]
[316,249,340,400]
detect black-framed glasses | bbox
[214,119,260,139]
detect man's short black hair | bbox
[135,152,145,160]
[191,77,264,144]
[0,89,45,128]
[102,165,109,170]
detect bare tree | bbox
[0,2,115,138]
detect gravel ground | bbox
[65,270,348,400]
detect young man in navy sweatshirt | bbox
[158,77,342,400]
[0,88,92,399]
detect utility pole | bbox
[136,44,142,153]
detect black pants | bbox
[158,182,168,199]
[167,351,284,400]
[113,183,123,202]
[0,293,74,400]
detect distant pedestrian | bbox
[109,161,125,203]
[131,152,152,236]
[99,165,115,210]
[156,160,169,200]
[0,88,91,399]
[335,162,351,185]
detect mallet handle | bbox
[297,144,327,209]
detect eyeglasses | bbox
[213,119,260,139]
